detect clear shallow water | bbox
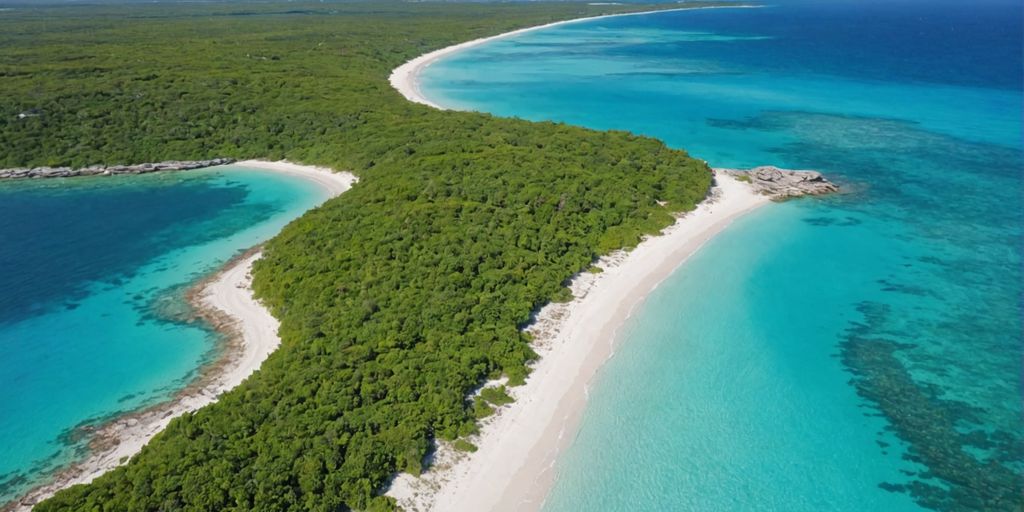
[421,1,1022,510]
[0,166,330,504]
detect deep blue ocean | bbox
[421,1,1022,510]
[0,167,330,505]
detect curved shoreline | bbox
[389,4,761,109]
[8,160,356,512]
[386,173,770,511]
[386,7,779,511]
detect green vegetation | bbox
[2,2,715,510]
[479,386,515,407]
[472,397,495,419]
[452,440,478,454]
[471,385,513,420]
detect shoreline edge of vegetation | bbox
[0,3,755,510]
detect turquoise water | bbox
[0,166,331,505]
[421,1,1022,510]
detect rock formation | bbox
[0,158,235,180]
[715,166,838,199]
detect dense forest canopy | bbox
[1,2,718,510]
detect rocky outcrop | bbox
[715,166,838,199]
[0,158,235,180]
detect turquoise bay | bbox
[0,166,331,504]
[421,1,1022,510]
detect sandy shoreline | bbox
[386,6,775,511]
[389,4,760,109]
[387,174,770,511]
[8,160,355,512]
[233,159,356,196]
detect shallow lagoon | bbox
[0,166,330,504]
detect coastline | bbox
[386,7,831,511]
[389,4,761,109]
[387,173,771,511]
[8,160,356,512]
[0,158,235,180]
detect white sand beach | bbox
[10,160,355,512]
[387,173,770,511]
[386,9,778,511]
[234,159,356,196]
[389,5,761,109]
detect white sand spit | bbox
[389,5,762,110]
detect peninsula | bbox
[386,13,837,509]
[1,3,840,512]
[2,0,1013,510]
[386,167,835,512]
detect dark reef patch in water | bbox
[801,215,861,227]
[841,302,1023,511]
[875,279,932,298]
[605,70,746,78]
[713,109,1023,511]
